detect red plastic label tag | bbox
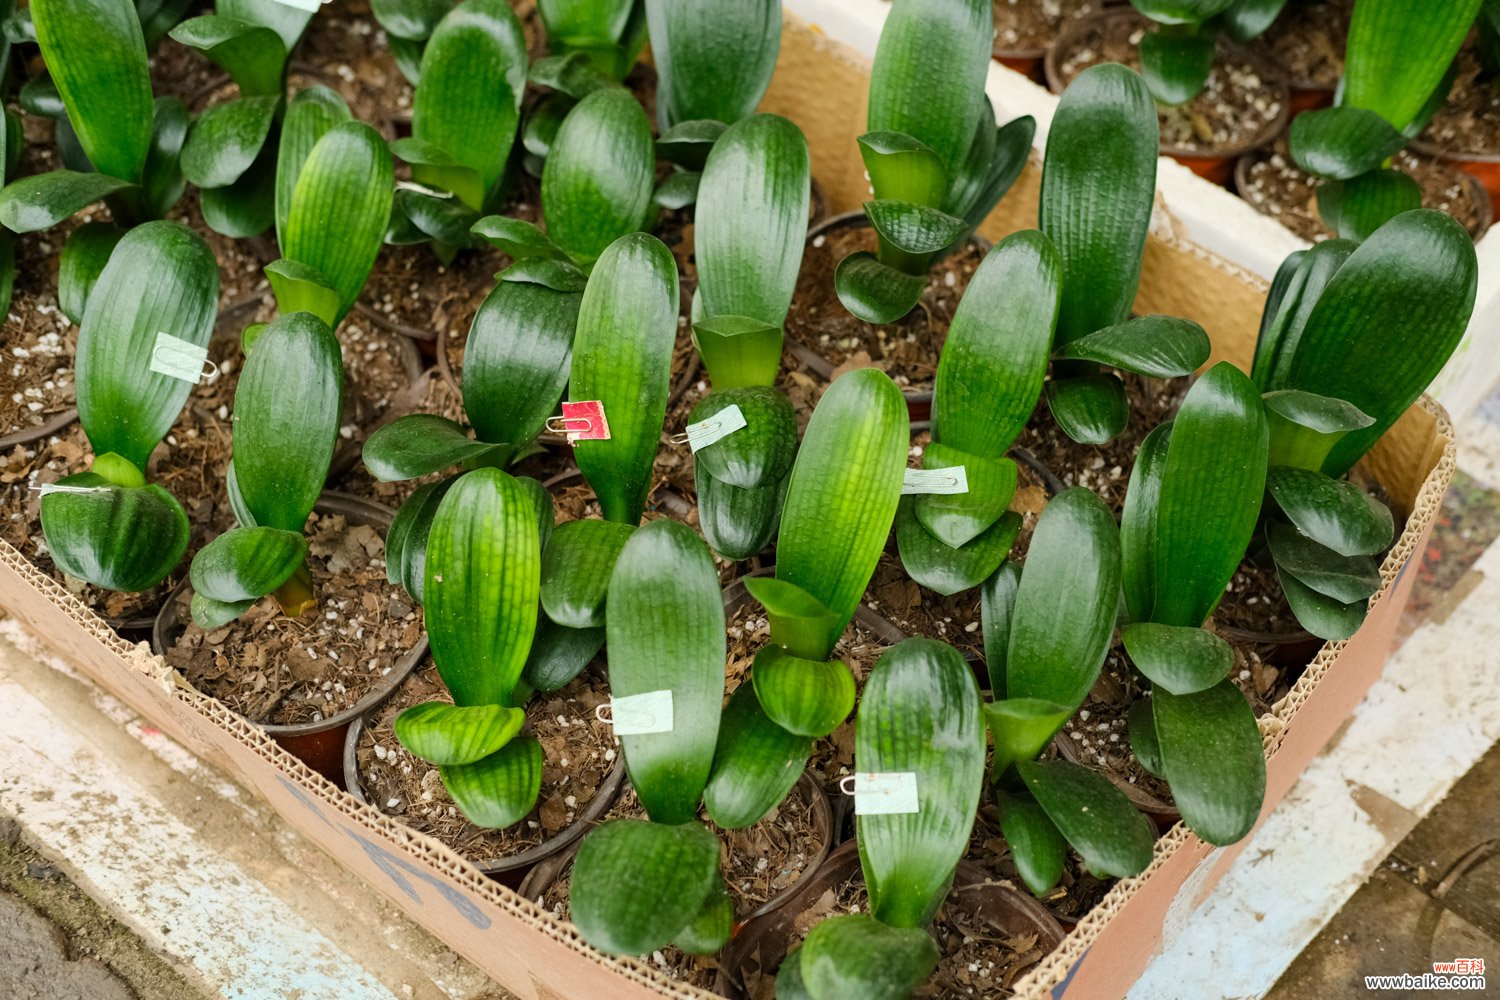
[555,400,610,443]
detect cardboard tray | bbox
[0,12,1456,1000]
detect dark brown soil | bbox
[1054,12,1285,153]
[1421,45,1500,158]
[163,510,422,726]
[356,663,618,861]
[966,809,1114,924]
[1238,139,1490,240]
[786,224,986,394]
[1252,0,1349,90]
[993,0,1104,55]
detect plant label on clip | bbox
[268,0,327,11]
[596,690,673,735]
[901,466,969,496]
[684,404,747,452]
[149,332,215,385]
[840,772,920,815]
[548,400,611,444]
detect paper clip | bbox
[28,483,108,496]
[394,179,455,200]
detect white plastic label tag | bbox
[901,466,969,496]
[149,332,214,385]
[596,690,674,735]
[840,772,920,815]
[684,404,747,452]
[269,0,327,11]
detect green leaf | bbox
[857,638,985,928]
[232,312,342,532]
[1148,363,1269,627]
[744,577,844,662]
[1266,466,1393,557]
[693,466,786,561]
[394,701,526,766]
[58,222,124,326]
[1266,520,1381,603]
[605,519,725,825]
[1283,211,1476,475]
[858,131,946,208]
[220,0,313,53]
[40,477,189,592]
[1120,422,1169,624]
[1139,26,1214,106]
[1289,107,1409,181]
[655,118,726,171]
[413,0,527,209]
[914,445,1017,548]
[190,593,257,630]
[1045,373,1130,446]
[1133,0,1238,23]
[984,697,1072,780]
[181,95,280,189]
[0,170,136,233]
[497,256,589,292]
[469,214,570,260]
[751,646,855,739]
[390,187,476,254]
[1341,0,1479,133]
[538,0,636,57]
[570,818,721,955]
[1263,389,1374,470]
[1053,314,1211,378]
[75,221,219,471]
[1220,0,1289,41]
[1128,697,1165,777]
[32,0,153,182]
[462,277,581,449]
[644,0,780,130]
[142,96,190,220]
[198,142,276,238]
[440,734,543,828]
[774,368,909,647]
[362,414,509,482]
[1252,239,1357,393]
[1121,622,1233,696]
[169,15,286,96]
[1006,488,1121,711]
[672,883,733,956]
[703,683,813,830]
[1318,169,1423,243]
[800,915,939,1000]
[833,251,927,325]
[1277,568,1367,641]
[864,199,967,256]
[569,233,679,524]
[527,51,615,101]
[946,101,1034,227]
[282,121,394,324]
[389,137,485,210]
[996,792,1068,896]
[371,0,451,41]
[539,518,635,628]
[264,258,342,327]
[931,229,1061,458]
[695,114,810,329]
[189,525,307,604]
[980,560,1022,697]
[1015,759,1156,876]
[688,386,798,489]
[522,617,604,691]
[385,478,453,602]
[897,501,1020,597]
[653,170,698,210]
[541,88,655,262]
[424,468,540,707]
[1153,680,1266,845]
[867,0,991,179]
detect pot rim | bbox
[0,406,79,451]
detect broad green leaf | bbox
[858,130,946,208]
[1221,0,1289,41]
[539,519,635,628]
[390,188,475,255]
[362,414,509,482]
[264,258,342,327]
[220,0,313,52]
[180,95,280,189]
[800,915,938,1000]
[980,560,1022,697]
[644,0,779,130]
[1139,26,1214,106]
[867,0,991,178]
[1045,372,1130,446]
[569,232,679,524]
[864,199,967,256]
[137,0,197,47]
[833,251,926,325]
[1006,488,1120,711]
[232,311,342,532]
[424,468,540,707]
[142,96,189,220]
[190,593,256,630]
[1266,520,1381,603]
[914,445,1017,548]
[1289,107,1409,181]
[744,577,843,662]
[1150,363,1269,627]
[1263,389,1374,471]
[498,256,589,293]
[199,143,275,238]
[394,701,525,766]
[189,524,306,603]
[522,616,605,691]
[1053,314,1211,378]
[385,478,454,602]
[655,118,726,171]
[0,170,135,233]
[1128,697,1165,777]
[32,0,152,182]
[75,221,219,471]
[996,792,1067,896]
[695,114,810,329]
[703,683,813,830]
[40,477,188,592]
[469,214,570,260]
[537,0,635,56]
[462,277,581,449]
[896,501,1020,597]
[1317,169,1422,243]
[693,467,786,561]
[440,735,542,828]
[605,519,726,824]
[984,697,1072,780]
[1041,63,1157,344]
[946,100,1034,227]
[1015,759,1156,876]
[168,15,286,96]
[1342,0,1479,133]
[752,646,855,738]
[413,0,527,209]
[857,638,985,928]
[672,884,732,956]
[570,818,721,955]
[1252,239,1357,393]
[541,88,655,262]
[1120,422,1170,623]
[527,51,615,101]
[1277,567,1367,641]
[1132,0,1237,23]
[652,168,699,209]
[389,136,485,209]
[688,385,798,489]
[1153,680,1266,845]
[1121,622,1233,696]
[775,368,909,644]
[283,121,393,324]
[58,222,123,326]
[1265,466,1393,557]
[931,229,1061,458]
[371,0,451,40]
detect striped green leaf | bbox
[1154,679,1266,845]
[703,683,813,829]
[440,735,543,828]
[462,276,581,450]
[541,88,655,263]
[275,86,352,245]
[644,0,780,131]
[571,818,721,955]
[393,701,526,766]
[40,475,189,592]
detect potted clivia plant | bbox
[831,0,1035,326]
[1128,0,1289,107]
[365,0,455,85]
[537,0,646,83]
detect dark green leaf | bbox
[541,88,655,262]
[1266,520,1381,603]
[655,118,726,171]
[1120,422,1170,623]
[527,51,615,100]
[264,258,342,327]
[897,500,1020,597]
[644,0,779,130]
[498,256,589,292]
[385,478,453,602]
[864,199,967,256]
[1121,622,1233,696]
[362,414,509,482]
[984,697,1072,780]
[142,96,190,220]
[1318,167,1422,243]
[1133,0,1238,23]
[693,467,785,561]
[469,215,569,260]
[189,524,306,604]
[1128,697,1165,777]
[394,701,526,766]
[1252,238,1357,393]
[946,102,1034,228]
[801,915,939,1000]
[1277,567,1367,641]
[688,385,798,489]
[40,477,189,592]
[57,222,123,326]
[833,250,926,325]
[703,683,813,830]
[652,170,698,209]
[1220,0,1289,42]
[570,818,721,955]
[1016,758,1156,876]
[462,277,581,448]
[371,0,451,41]
[980,560,1022,697]
[914,445,1017,548]
[169,14,286,96]
[180,95,280,189]
[1053,314,1211,378]
[751,645,855,739]
[1265,466,1394,557]
[276,86,352,246]
[1153,679,1266,845]
[190,593,256,630]
[198,142,276,238]
[1044,372,1129,447]
[389,137,485,209]
[996,792,1067,895]
[1342,0,1479,132]
[440,735,542,827]
[539,518,636,628]
[672,883,732,956]
[522,617,605,691]
[0,170,136,233]
[1139,26,1214,106]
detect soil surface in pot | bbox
[1238,140,1490,241]
[357,663,617,861]
[162,510,422,726]
[1054,14,1284,154]
[1252,0,1349,91]
[1421,45,1500,158]
[786,225,987,395]
[994,0,1104,54]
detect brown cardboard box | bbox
[0,13,1455,1000]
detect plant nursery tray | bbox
[0,12,1456,1000]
